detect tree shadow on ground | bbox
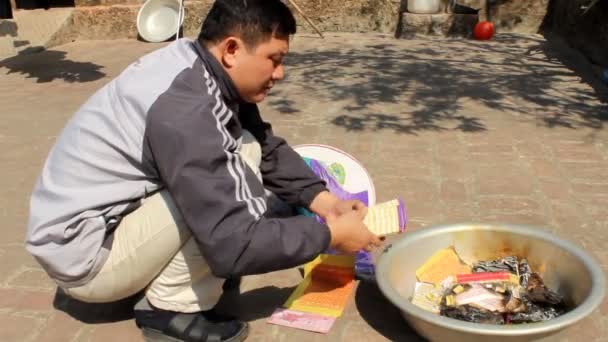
[0,47,105,83]
[278,34,607,134]
[355,280,427,341]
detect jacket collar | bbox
[193,40,241,106]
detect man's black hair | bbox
[198,0,297,49]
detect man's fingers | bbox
[337,200,367,214]
[352,200,366,211]
[370,233,383,246]
[355,205,368,219]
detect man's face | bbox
[224,35,288,103]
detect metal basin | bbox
[375,223,605,342]
[137,0,182,43]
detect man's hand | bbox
[325,199,367,222]
[326,207,382,254]
[309,190,367,221]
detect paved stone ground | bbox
[1,33,607,341]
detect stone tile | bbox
[373,178,410,203]
[381,151,435,168]
[537,179,572,202]
[438,159,471,181]
[315,136,351,153]
[570,182,608,197]
[559,161,608,171]
[527,158,563,179]
[0,245,39,284]
[86,320,143,342]
[550,311,606,342]
[439,180,467,203]
[0,288,25,310]
[7,268,56,291]
[436,143,466,160]
[516,142,547,157]
[376,139,432,156]
[0,288,55,312]
[397,178,437,204]
[463,134,519,147]
[478,212,550,227]
[550,140,601,151]
[478,196,541,213]
[476,177,536,197]
[551,149,606,163]
[389,163,435,181]
[0,313,43,342]
[550,203,583,231]
[348,139,375,159]
[439,205,475,223]
[0,257,21,286]
[473,163,531,180]
[0,226,30,246]
[468,152,521,165]
[467,143,515,154]
[561,166,608,183]
[405,201,440,223]
[339,320,391,341]
[404,219,431,230]
[578,199,608,223]
[37,312,86,342]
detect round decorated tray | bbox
[293,144,376,207]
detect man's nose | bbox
[272,64,284,81]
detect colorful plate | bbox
[293,144,376,207]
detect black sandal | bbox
[137,309,249,342]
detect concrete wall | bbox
[61,0,401,42]
[487,0,550,33]
[54,1,212,41]
[399,0,550,34]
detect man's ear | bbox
[220,37,242,68]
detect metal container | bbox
[375,223,606,342]
[137,0,182,43]
[407,0,442,14]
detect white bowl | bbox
[137,0,183,43]
[407,0,441,14]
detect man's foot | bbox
[135,305,248,342]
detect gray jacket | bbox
[26,39,330,287]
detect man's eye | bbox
[271,58,282,66]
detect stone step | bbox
[1,0,401,59]
[0,8,73,59]
[75,0,145,6]
[397,12,478,38]
[54,1,213,41]
[74,0,208,7]
[52,0,398,42]
[0,35,18,58]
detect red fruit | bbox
[473,21,495,40]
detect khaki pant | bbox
[65,131,263,313]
